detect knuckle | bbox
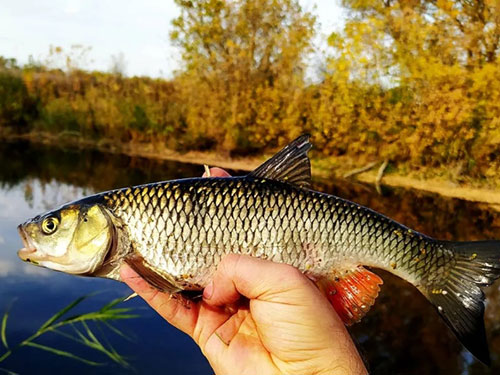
[143,287,160,301]
[277,262,300,276]
[219,253,241,273]
[160,296,181,322]
[281,264,308,284]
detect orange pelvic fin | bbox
[316,266,383,326]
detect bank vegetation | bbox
[1,0,500,187]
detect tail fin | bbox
[426,240,500,365]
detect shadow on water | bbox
[0,140,206,191]
[0,140,499,374]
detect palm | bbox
[191,290,349,375]
[121,255,367,375]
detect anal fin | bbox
[124,252,181,294]
[316,266,383,325]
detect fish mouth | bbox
[17,225,38,262]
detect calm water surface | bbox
[0,141,499,374]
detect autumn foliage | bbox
[1,0,500,183]
[319,0,500,180]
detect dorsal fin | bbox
[249,134,312,188]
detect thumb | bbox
[202,167,231,178]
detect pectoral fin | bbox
[124,252,182,293]
[316,266,383,325]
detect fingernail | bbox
[203,281,214,299]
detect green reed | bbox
[0,294,138,369]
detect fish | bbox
[17,135,500,365]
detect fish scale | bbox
[101,176,445,289]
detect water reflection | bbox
[0,140,499,374]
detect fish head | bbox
[17,204,114,274]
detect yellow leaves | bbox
[436,0,454,12]
[167,0,316,151]
[225,39,236,49]
[317,0,500,173]
[21,71,34,93]
[2,0,499,183]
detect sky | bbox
[0,0,346,78]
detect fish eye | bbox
[41,217,59,235]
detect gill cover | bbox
[72,205,111,257]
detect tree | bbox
[170,0,316,151]
[109,52,127,76]
[334,0,500,79]
[316,0,500,176]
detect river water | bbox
[0,140,499,374]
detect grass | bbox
[0,294,138,370]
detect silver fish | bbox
[17,135,500,364]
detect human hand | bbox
[120,167,367,375]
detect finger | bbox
[213,306,249,345]
[121,264,234,350]
[190,302,232,349]
[203,254,314,307]
[202,167,231,178]
[120,264,198,336]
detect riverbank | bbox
[3,129,500,208]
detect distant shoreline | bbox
[3,130,500,209]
